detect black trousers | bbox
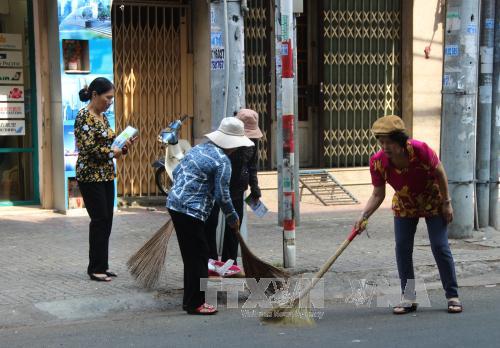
[168,209,208,311]
[78,180,114,275]
[205,204,220,261]
[207,199,244,264]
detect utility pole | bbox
[477,0,495,228]
[209,0,247,250]
[277,0,296,267]
[491,0,500,230]
[441,0,480,238]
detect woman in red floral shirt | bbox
[355,115,462,314]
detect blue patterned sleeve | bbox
[214,158,238,225]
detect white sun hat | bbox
[205,117,254,149]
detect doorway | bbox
[112,1,193,197]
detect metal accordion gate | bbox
[112,1,193,197]
[320,0,402,167]
[244,0,274,170]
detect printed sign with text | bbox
[0,119,25,136]
[0,50,23,68]
[0,69,23,85]
[0,33,22,50]
[0,103,25,119]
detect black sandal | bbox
[89,273,112,282]
[448,300,463,313]
[105,271,118,277]
[393,302,418,315]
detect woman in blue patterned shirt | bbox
[167,117,253,315]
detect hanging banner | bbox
[0,50,23,68]
[0,68,23,84]
[0,102,25,118]
[0,119,25,135]
[0,33,22,50]
[0,85,24,101]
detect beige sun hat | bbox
[371,115,406,135]
[205,117,254,149]
[236,108,263,139]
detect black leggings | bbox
[168,209,208,311]
[78,180,114,275]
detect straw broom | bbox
[235,229,289,286]
[263,226,363,325]
[127,218,175,289]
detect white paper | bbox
[111,125,138,148]
[246,197,268,218]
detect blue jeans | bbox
[394,216,459,300]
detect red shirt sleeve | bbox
[369,155,386,187]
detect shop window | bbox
[0,0,37,203]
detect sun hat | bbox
[371,115,406,135]
[236,109,263,139]
[205,117,254,149]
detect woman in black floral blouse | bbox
[74,77,136,282]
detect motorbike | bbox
[152,115,192,195]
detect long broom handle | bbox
[295,228,360,302]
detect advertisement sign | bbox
[0,102,25,119]
[0,69,23,85]
[0,50,23,68]
[0,85,24,101]
[0,33,22,50]
[211,31,224,70]
[0,119,25,135]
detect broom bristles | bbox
[236,231,289,281]
[262,297,315,326]
[127,218,174,289]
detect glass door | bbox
[0,0,38,205]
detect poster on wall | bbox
[0,102,25,119]
[58,0,112,39]
[0,33,22,50]
[0,86,24,101]
[0,68,23,85]
[63,124,78,172]
[0,119,25,135]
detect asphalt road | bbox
[1,285,499,348]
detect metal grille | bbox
[112,2,193,197]
[244,0,273,170]
[321,0,401,167]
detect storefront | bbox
[0,0,39,206]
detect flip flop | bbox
[393,302,418,315]
[448,300,463,313]
[89,273,112,282]
[186,303,218,315]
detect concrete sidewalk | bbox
[1,199,499,328]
